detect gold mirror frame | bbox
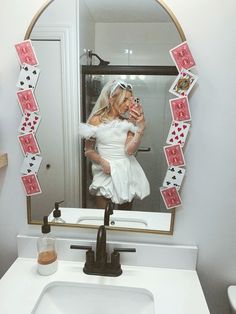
[24,0,186,235]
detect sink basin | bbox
[77,216,148,228]
[32,282,155,314]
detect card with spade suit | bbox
[15,40,39,66]
[169,96,191,122]
[166,121,190,147]
[18,133,40,155]
[18,111,41,134]
[169,69,198,97]
[160,187,182,209]
[20,153,42,175]
[16,63,40,90]
[163,144,185,167]
[21,174,42,196]
[169,41,196,72]
[17,89,39,114]
[163,166,185,190]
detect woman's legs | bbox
[95,196,133,210]
[95,196,111,209]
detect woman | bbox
[79,79,150,209]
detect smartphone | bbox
[130,97,142,113]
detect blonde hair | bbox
[88,80,133,123]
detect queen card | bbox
[169,96,191,122]
[18,133,40,155]
[169,41,196,72]
[166,121,190,147]
[164,144,185,167]
[160,187,182,209]
[169,69,198,97]
[21,174,42,196]
[163,166,185,190]
[17,89,39,114]
[15,40,39,66]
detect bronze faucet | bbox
[104,201,114,226]
[70,226,136,277]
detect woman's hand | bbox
[100,158,111,174]
[129,107,146,131]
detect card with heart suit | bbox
[18,133,40,155]
[163,144,185,167]
[160,187,182,209]
[169,96,191,122]
[163,166,185,190]
[18,111,41,134]
[17,89,39,114]
[16,64,40,90]
[15,40,39,66]
[166,121,190,147]
[169,69,198,97]
[169,41,196,72]
[20,153,42,175]
[21,174,42,196]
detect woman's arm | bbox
[84,115,111,174]
[125,106,146,155]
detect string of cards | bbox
[15,40,42,196]
[160,41,198,210]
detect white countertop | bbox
[0,257,209,314]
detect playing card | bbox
[15,40,39,66]
[163,144,185,167]
[166,121,190,147]
[17,89,39,113]
[169,69,198,97]
[18,111,41,134]
[160,187,182,209]
[163,166,185,190]
[20,153,42,175]
[18,133,40,155]
[16,63,40,90]
[169,41,196,72]
[21,174,42,196]
[169,96,191,122]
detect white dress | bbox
[79,119,150,204]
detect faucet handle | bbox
[70,245,95,270]
[113,248,136,253]
[111,248,136,273]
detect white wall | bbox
[0,1,236,313]
[95,22,180,65]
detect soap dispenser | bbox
[37,216,58,276]
[51,200,66,223]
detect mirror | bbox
[25,0,185,234]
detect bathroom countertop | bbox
[0,257,209,314]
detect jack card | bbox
[18,133,40,155]
[169,96,191,122]
[169,69,198,97]
[18,111,41,134]
[160,187,182,209]
[15,40,39,66]
[17,89,39,113]
[166,121,190,147]
[164,144,185,167]
[21,174,42,196]
[20,153,42,175]
[169,41,196,72]
[16,63,40,90]
[163,166,185,190]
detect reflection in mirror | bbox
[26,0,185,233]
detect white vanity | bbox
[0,235,209,314]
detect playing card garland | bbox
[15,39,42,196]
[160,41,198,209]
